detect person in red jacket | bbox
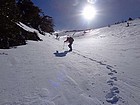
[64,36,74,51]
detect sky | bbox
[32,0,140,31]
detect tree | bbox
[0,0,54,49]
[0,0,26,49]
[17,0,41,29]
[40,14,54,33]
[17,0,54,33]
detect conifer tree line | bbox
[0,0,54,49]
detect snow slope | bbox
[0,19,140,105]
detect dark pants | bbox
[68,43,72,51]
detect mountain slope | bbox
[0,19,140,105]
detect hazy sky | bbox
[32,0,140,30]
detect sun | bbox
[82,5,96,20]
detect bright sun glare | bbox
[82,5,96,20]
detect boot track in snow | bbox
[72,50,121,104]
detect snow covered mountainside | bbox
[0,19,140,105]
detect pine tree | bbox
[0,0,54,49]
[17,0,54,33]
[40,14,54,33]
[0,0,26,49]
[17,0,41,29]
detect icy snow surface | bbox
[0,19,140,105]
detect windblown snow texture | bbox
[0,19,140,105]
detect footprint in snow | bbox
[106,65,117,73]
[110,87,119,94]
[108,72,114,76]
[106,93,119,104]
[111,70,117,73]
[106,65,113,70]
[107,80,114,86]
[105,87,120,104]
[110,77,117,81]
[108,70,117,76]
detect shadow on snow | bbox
[53,50,69,57]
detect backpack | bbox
[69,37,74,43]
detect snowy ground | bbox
[0,19,140,105]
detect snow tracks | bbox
[73,50,120,104]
